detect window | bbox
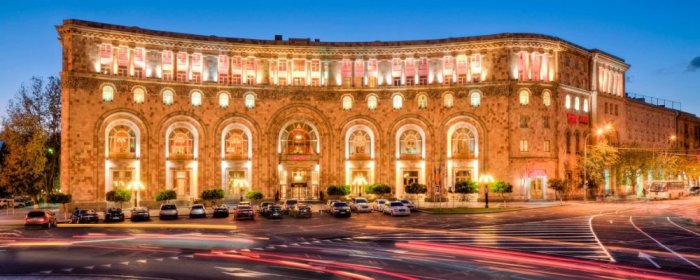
[133,88,145,104]
[281,123,318,155]
[575,132,580,154]
[393,77,402,86]
[310,60,320,72]
[544,140,551,152]
[419,76,428,85]
[574,97,580,111]
[392,94,403,110]
[443,93,454,108]
[583,99,589,113]
[543,91,551,107]
[403,170,419,188]
[162,89,174,105]
[520,116,529,128]
[565,95,571,109]
[244,93,255,109]
[519,140,529,152]
[604,102,608,114]
[368,95,378,111]
[565,132,571,154]
[218,92,229,108]
[169,128,194,158]
[400,130,422,156]
[224,129,248,159]
[191,91,202,106]
[451,128,476,158]
[543,116,550,129]
[349,130,371,158]
[109,125,136,158]
[470,91,481,107]
[417,94,428,109]
[519,90,530,105]
[102,85,114,102]
[342,95,353,110]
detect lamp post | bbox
[583,124,613,202]
[478,174,494,209]
[127,180,145,208]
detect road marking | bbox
[120,261,129,266]
[629,216,700,269]
[39,270,52,274]
[61,268,73,272]
[84,266,94,270]
[137,259,147,264]
[169,256,179,260]
[638,252,661,268]
[101,264,111,268]
[666,217,700,237]
[588,214,616,263]
[153,258,164,262]
[182,254,194,258]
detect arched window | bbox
[342,95,353,110]
[218,92,229,108]
[574,96,580,111]
[367,95,378,110]
[280,123,318,155]
[543,90,551,107]
[583,99,589,113]
[417,94,428,109]
[349,130,370,157]
[399,130,422,156]
[565,94,571,109]
[169,128,194,158]
[392,94,403,110]
[519,90,530,105]
[191,91,202,106]
[451,128,476,158]
[244,93,255,109]
[108,125,136,158]
[224,129,248,159]
[162,89,174,105]
[102,85,114,102]
[133,88,145,104]
[443,93,454,108]
[470,91,481,107]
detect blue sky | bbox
[0,0,698,117]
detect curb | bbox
[416,204,567,215]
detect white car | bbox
[350,198,372,213]
[374,199,387,212]
[383,201,411,216]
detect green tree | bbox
[326,185,350,196]
[405,183,427,194]
[490,181,513,205]
[548,178,567,203]
[365,183,391,198]
[106,188,132,208]
[454,180,478,202]
[47,193,71,219]
[245,191,263,202]
[581,141,619,196]
[155,190,177,203]
[201,189,225,206]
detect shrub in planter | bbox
[201,189,225,206]
[365,183,392,198]
[245,191,263,203]
[155,190,177,203]
[490,181,513,206]
[106,187,132,208]
[454,180,478,201]
[326,185,350,196]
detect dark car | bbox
[25,210,57,229]
[264,205,283,219]
[330,202,351,218]
[290,204,312,218]
[234,205,255,220]
[689,186,700,196]
[259,202,274,217]
[282,199,298,214]
[104,207,125,222]
[213,205,230,218]
[71,209,98,224]
[130,207,150,221]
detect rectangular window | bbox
[457,74,468,85]
[544,140,550,152]
[191,72,201,83]
[419,76,428,85]
[543,116,550,128]
[246,75,255,85]
[310,60,320,72]
[605,103,609,114]
[520,116,529,128]
[232,74,242,85]
[133,68,143,78]
[519,140,529,152]
[443,75,452,85]
[402,170,419,188]
[176,71,187,82]
[368,77,377,87]
[117,66,128,77]
[278,77,287,86]
[293,60,305,72]
[393,77,402,86]
[162,70,173,81]
[219,74,229,84]
[311,78,320,87]
[293,77,304,86]
[405,76,415,86]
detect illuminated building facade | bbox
[57,20,700,205]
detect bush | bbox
[326,185,350,196]
[47,193,72,204]
[454,180,479,194]
[548,178,568,201]
[245,191,263,201]
[201,189,225,205]
[490,181,513,203]
[155,190,177,203]
[405,183,428,194]
[106,188,132,208]
[366,183,392,197]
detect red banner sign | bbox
[578,115,589,124]
[567,113,578,124]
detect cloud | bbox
[687,56,700,72]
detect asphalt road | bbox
[1,199,699,279]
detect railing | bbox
[625,92,681,111]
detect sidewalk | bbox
[414,200,566,209]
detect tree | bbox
[245,191,263,202]
[581,141,619,197]
[155,190,177,203]
[548,178,567,203]
[201,189,225,206]
[365,183,391,198]
[454,180,478,201]
[405,183,428,195]
[106,188,132,208]
[47,193,71,219]
[326,185,350,196]
[490,181,513,205]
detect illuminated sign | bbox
[567,113,578,124]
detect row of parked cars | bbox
[1,197,34,208]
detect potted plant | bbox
[106,187,132,208]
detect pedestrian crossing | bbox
[354,216,614,262]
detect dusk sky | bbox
[0,0,698,117]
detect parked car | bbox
[159,204,178,220]
[71,209,99,223]
[290,204,312,218]
[189,204,207,218]
[25,210,57,229]
[264,205,284,219]
[213,205,230,218]
[0,198,9,209]
[383,201,411,216]
[326,200,341,212]
[282,199,298,214]
[104,207,125,222]
[234,205,255,220]
[399,199,417,211]
[330,202,352,217]
[374,199,387,212]
[259,202,274,216]
[350,198,372,213]
[14,197,33,208]
[130,207,150,221]
[688,186,700,196]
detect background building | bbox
[56,20,700,206]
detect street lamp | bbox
[478,174,494,208]
[127,180,145,208]
[583,124,613,202]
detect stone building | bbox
[56,20,699,206]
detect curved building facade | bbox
[57,20,634,205]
